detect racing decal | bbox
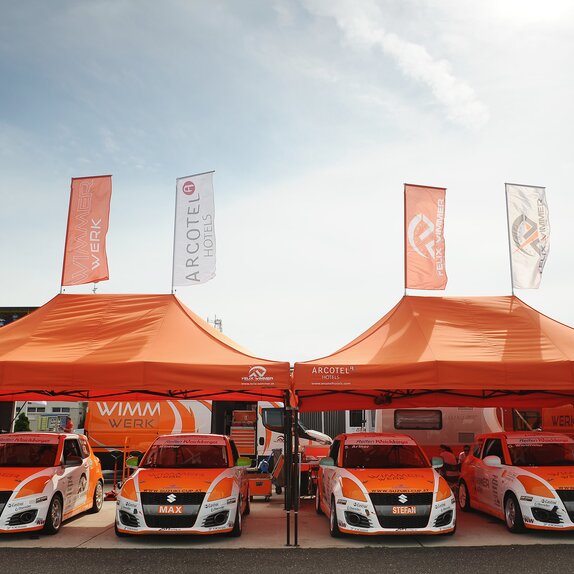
[345,435,417,446]
[0,434,59,444]
[506,434,574,446]
[154,435,227,447]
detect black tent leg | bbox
[283,393,292,546]
[293,407,300,547]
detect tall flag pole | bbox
[505,183,550,290]
[404,184,447,290]
[172,171,216,291]
[61,175,112,289]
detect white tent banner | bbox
[506,183,550,289]
[173,171,216,286]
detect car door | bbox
[60,438,89,515]
[463,438,484,502]
[475,438,505,513]
[320,439,341,508]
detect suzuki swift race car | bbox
[115,433,251,537]
[0,432,104,534]
[459,432,574,532]
[315,433,456,536]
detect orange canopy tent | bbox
[0,293,290,402]
[293,295,574,411]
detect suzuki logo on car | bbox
[398,494,408,504]
[167,494,176,503]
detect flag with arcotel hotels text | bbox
[404,184,447,290]
[61,175,112,286]
[172,171,216,287]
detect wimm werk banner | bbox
[61,175,112,286]
[172,171,216,287]
[404,184,447,290]
[506,183,550,289]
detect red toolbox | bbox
[249,473,272,501]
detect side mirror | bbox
[64,454,83,467]
[319,457,335,467]
[431,456,444,469]
[126,456,139,469]
[483,455,502,467]
[236,457,252,467]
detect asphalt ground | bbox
[0,546,572,574]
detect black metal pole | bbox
[293,407,300,547]
[283,392,292,546]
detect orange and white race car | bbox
[459,431,574,532]
[0,432,104,534]
[115,433,251,537]
[315,433,456,536]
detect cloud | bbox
[305,0,489,130]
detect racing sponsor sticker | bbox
[506,435,574,446]
[154,435,227,446]
[345,435,416,446]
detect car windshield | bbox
[140,444,228,469]
[0,442,58,467]
[508,443,574,466]
[343,444,429,469]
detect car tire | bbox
[458,480,472,512]
[88,480,104,514]
[275,485,282,495]
[315,488,323,515]
[229,503,242,537]
[243,493,251,516]
[44,494,63,535]
[114,522,129,537]
[329,497,341,538]
[504,493,525,533]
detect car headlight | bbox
[340,477,367,502]
[16,477,50,499]
[517,476,554,498]
[436,476,453,502]
[120,478,138,501]
[208,478,234,501]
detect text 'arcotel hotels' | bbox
[183,184,215,282]
[434,198,445,276]
[311,366,355,381]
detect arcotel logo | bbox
[398,494,408,504]
[408,214,435,259]
[182,181,196,195]
[167,494,176,503]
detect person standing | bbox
[458,444,470,464]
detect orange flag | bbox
[61,175,112,286]
[404,184,447,290]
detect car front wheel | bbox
[504,493,525,533]
[89,481,104,514]
[458,480,471,512]
[44,494,63,535]
[329,498,341,537]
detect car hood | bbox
[346,468,436,493]
[135,468,228,493]
[517,467,574,490]
[0,468,53,491]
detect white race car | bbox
[316,433,456,536]
[115,433,251,536]
[459,431,574,531]
[0,432,104,534]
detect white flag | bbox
[506,183,550,289]
[173,172,216,286]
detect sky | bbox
[1,0,573,364]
